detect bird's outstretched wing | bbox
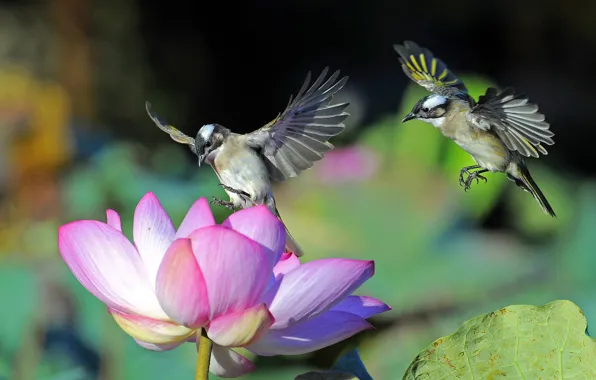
[245,67,349,181]
[393,40,467,97]
[466,88,554,158]
[145,101,196,150]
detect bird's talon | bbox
[461,170,488,192]
[210,197,237,210]
[458,167,474,187]
[220,184,251,197]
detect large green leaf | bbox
[357,277,562,378]
[403,300,596,379]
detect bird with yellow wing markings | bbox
[395,41,556,217]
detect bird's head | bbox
[402,94,449,127]
[195,124,228,167]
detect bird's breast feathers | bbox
[453,127,511,172]
[435,108,466,139]
[436,109,510,172]
[212,143,271,204]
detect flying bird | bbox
[394,41,556,217]
[146,67,350,255]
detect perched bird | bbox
[146,67,349,256]
[394,41,556,217]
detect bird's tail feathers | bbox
[283,227,304,257]
[508,164,556,218]
[266,195,305,257]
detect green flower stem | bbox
[195,328,212,380]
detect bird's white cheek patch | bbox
[420,117,446,129]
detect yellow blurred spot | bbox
[0,66,73,256]
[9,77,72,178]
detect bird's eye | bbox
[422,107,430,112]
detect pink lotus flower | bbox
[58,192,389,378]
[248,252,390,357]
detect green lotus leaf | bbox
[403,300,596,379]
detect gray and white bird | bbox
[146,67,349,256]
[394,41,556,217]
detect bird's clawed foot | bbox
[463,172,487,192]
[459,166,488,192]
[210,197,237,210]
[220,184,250,198]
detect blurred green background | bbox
[1,0,595,378]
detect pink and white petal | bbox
[189,226,271,319]
[174,197,216,239]
[110,309,194,344]
[266,259,374,329]
[155,238,210,327]
[106,209,122,231]
[207,303,274,347]
[209,345,256,378]
[331,295,391,319]
[248,311,372,356]
[273,252,300,277]
[58,221,167,319]
[133,193,176,287]
[222,205,285,267]
[135,339,184,351]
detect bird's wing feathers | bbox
[467,88,554,158]
[245,67,349,181]
[145,102,196,149]
[393,41,468,97]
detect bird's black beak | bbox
[198,154,205,167]
[402,112,416,123]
